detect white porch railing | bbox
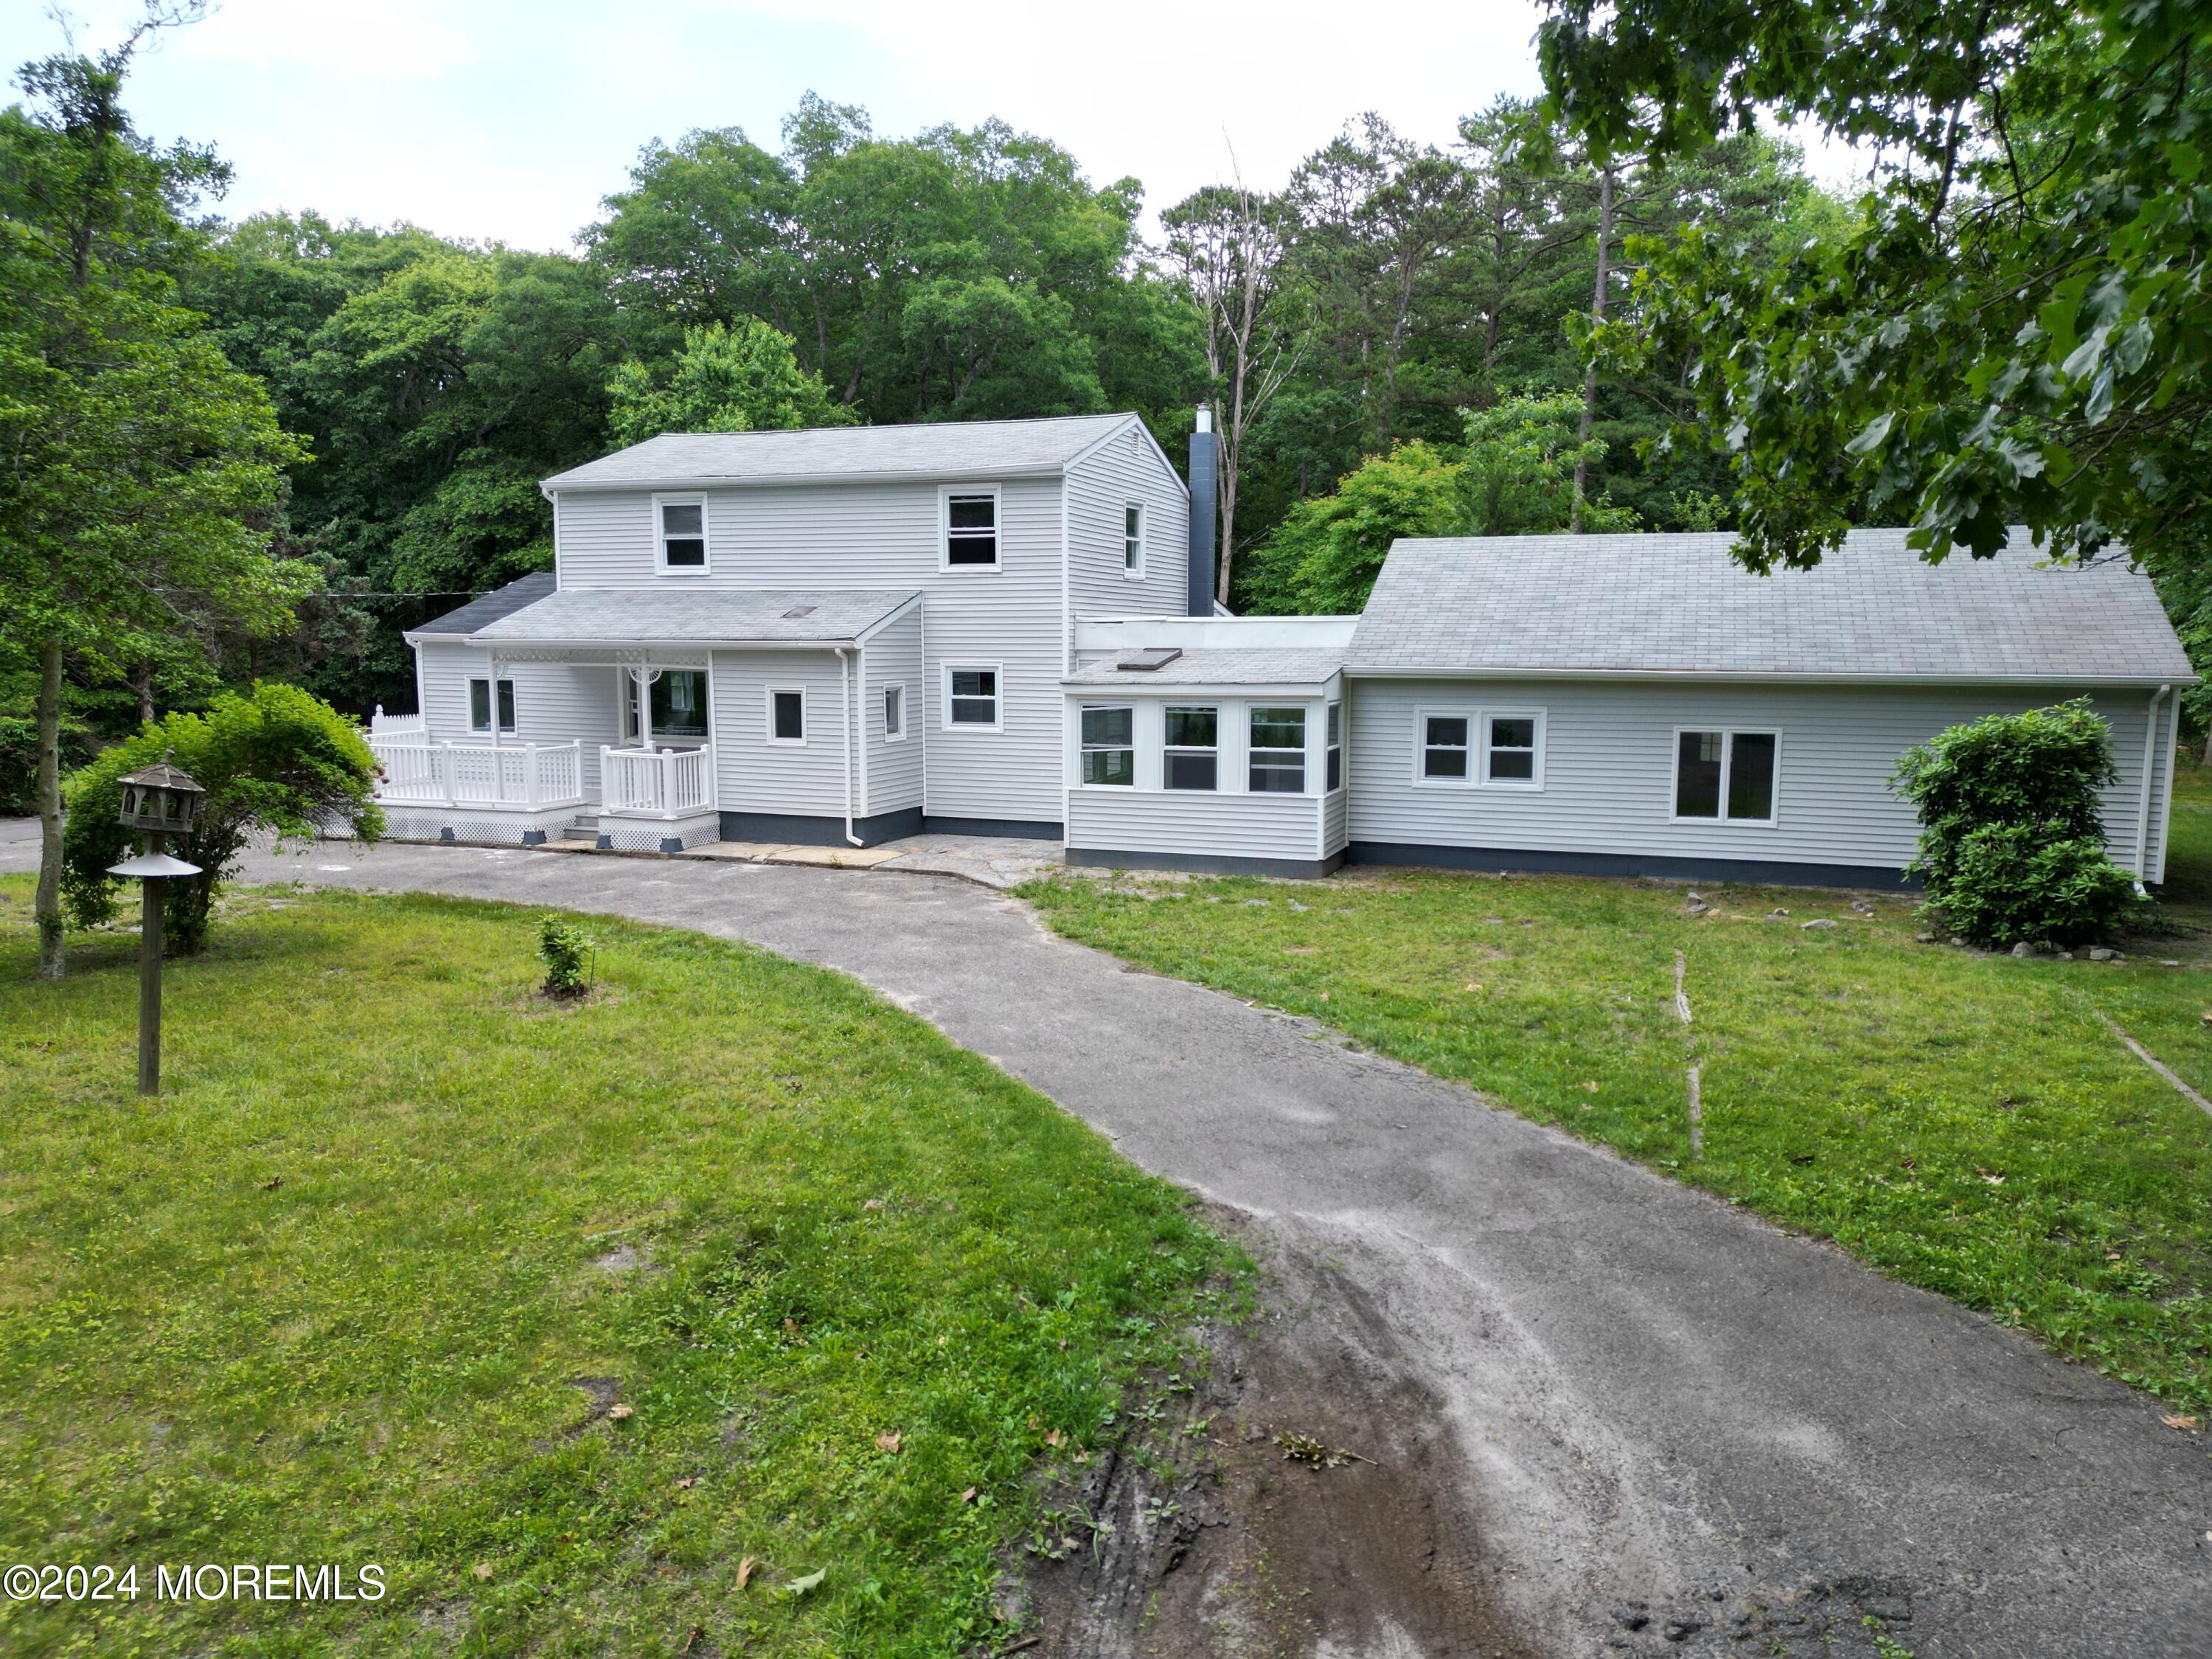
[369,736,586,809]
[601,744,716,818]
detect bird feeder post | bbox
[108,757,206,1097]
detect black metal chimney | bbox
[1188,407,1217,616]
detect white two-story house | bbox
[372,411,2191,889]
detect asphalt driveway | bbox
[12,832,2211,1655]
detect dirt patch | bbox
[1015,1215,1536,1659]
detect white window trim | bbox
[1162,702,1221,792]
[1247,703,1311,796]
[1670,726,1781,826]
[1079,702,1137,787]
[942,661,1004,733]
[1412,705,1548,790]
[883,683,907,742]
[1121,500,1145,580]
[1411,705,1476,786]
[939,483,1002,573]
[468,675,517,735]
[766,686,807,747]
[1478,708,1546,791]
[653,492,711,577]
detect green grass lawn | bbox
[0,882,1228,1657]
[1024,771,2212,1414]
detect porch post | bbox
[439,740,456,807]
[524,742,540,809]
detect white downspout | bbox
[2136,682,2172,888]
[838,647,860,846]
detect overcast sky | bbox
[0,1,1571,250]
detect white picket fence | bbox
[601,744,715,818]
[368,736,585,809]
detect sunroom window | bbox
[1675,730,1777,821]
[1163,706,1218,790]
[1080,705,1135,785]
[1248,706,1307,793]
[1422,714,1469,779]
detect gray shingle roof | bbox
[1348,529,2195,684]
[1064,648,1346,687]
[413,572,557,636]
[464,588,917,644]
[543,414,1140,489]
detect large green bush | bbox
[1891,699,2146,947]
[62,683,383,954]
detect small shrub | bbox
[538,914,594,998]
[1891,698,2148,947]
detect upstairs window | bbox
[1080,705,1135,785]
[1675,729,1777,823]
[1248,706,1307,793]
[1163,706,1218,790]
[468,677,515,734]
[946,665,1001,728]
[884,684,905,741]
[943,487,999,568]
[1123,502,1144,576]
[657,496,707,571]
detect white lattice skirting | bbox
[599,812,720,852]
[381,805,581,846]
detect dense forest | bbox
[3,54,1840,736]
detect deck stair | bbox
[560,815,601,844]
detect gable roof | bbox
[459,586,917,646]
[1348,529,2195,685]
[542,414,1146,491]
[411,572,558,636]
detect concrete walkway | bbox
[10,831,2211,1655]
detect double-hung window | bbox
[946,666,1001,728]
[1674,729,1778,823]
[1163,706,1218,790]
[1420,713,1470,779]
[1248,706,1307,793]
[469,676,515,734]
[768,688,805,745]
[1080,705,1135,785]
[943,487,999,568]
[1481,712,1542,787]
[657,495,707,572]
[1122,503,1144,576]
[1326,701,1343,790]
[884,684,905,741]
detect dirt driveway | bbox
[18,832,2212,1656]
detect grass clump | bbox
[0,880,1231,1657]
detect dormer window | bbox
[656,495,708,573]
[942,486,1000,569]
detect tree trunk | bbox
[133,662,155,726]
[1572,164,1615,532]
[34,639,65,981]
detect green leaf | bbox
[1843,411,1894,456]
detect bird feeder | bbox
[117,757,204,838]
[107,756,204,1096]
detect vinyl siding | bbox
[1322,783,1348,857]
[710,648,851,818]
[1347,678,2177,877]
[1065,422,1190,621]
[551,476,1064,824]
[414,641,621,795]
[862,608,924,815]
[1066,788,1321,860]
